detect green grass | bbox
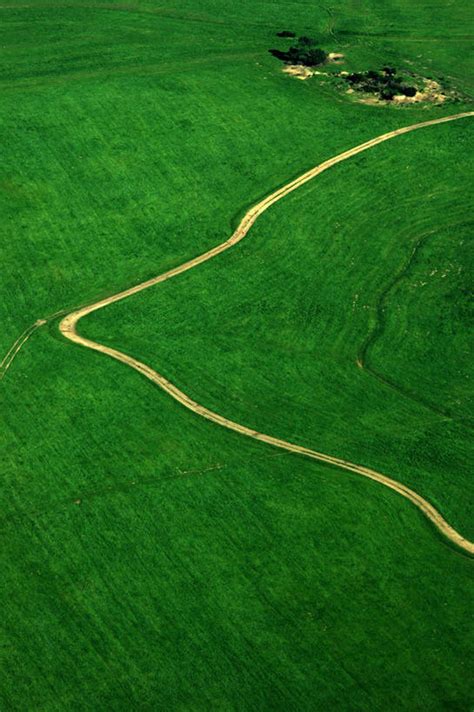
[365,222,473,424]
[1,1,473,709]
[83,120,474,538]
[2,344,473,711]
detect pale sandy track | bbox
[56,110,473,554]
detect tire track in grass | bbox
[0,319,45,380]
[357,224,474,429]
[30,112,474,554]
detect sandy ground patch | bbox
[282,64,314,80]
[328,52,345,63]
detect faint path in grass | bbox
[356,225,474,430]
[0,2,229,26]
[2,3,473,41]
[0,51,261,93]
[336,29,474,42]
[55,111,474,553]
[0,306,73,378]
[0,319,46,380]
[0,450,289,531]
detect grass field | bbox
[1,1,473,709]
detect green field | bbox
[1,1,473,710]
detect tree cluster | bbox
[345,67,417,100]
[269,36,327,67]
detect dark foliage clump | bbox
[276,30,296,38]
[347,72,363,84]
[297,47,327,66]
[380,86,397,101]
[344,66,417,101]
[298,36,316,47]
[269,49,290,62]
[269,36,327,67]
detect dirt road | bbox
[59,111,474,553]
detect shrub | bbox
[269,49,288,62]
[301,48,328,66]
[269,44,327,67]
[298,36,316,47]
[380,86,397,100]
[276,30,296,38]
[343,66,429,101]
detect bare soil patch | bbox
[282,64,314,80]
[327,52,345,63]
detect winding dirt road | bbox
[59,111,474,553]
